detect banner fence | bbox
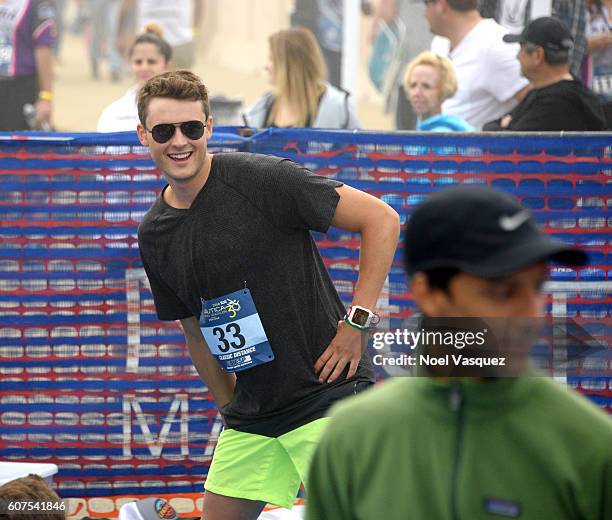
[1,128,610,504]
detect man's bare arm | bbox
[368,0,397,43]
[180,316,236,408]
[587,33,612,53]
[331,184,400,310]
[33,46,54,128]
[371,0,396,22]
[193,0,205,31]
[314,185,400,383]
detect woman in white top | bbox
[243,27,360,129]
[97,24,172,132]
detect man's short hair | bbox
[423,267,460,293]
[524,43,570,65]
[523,42,570,65]
[137,70,210,126]
[544,49,570,65]
[0,475,65,520]
[448,0,479,12]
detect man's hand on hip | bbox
[315,321,365,383]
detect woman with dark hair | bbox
[97,24,172,132]
[243,27,360,129]
[585,0,612,100]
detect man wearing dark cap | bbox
[478,0,587,79]
[484,16,607,131]
[306,185,612,520]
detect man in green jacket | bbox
[306,185,612,520]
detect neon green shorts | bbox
[204,417,329,509]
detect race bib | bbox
[199,288,275,372]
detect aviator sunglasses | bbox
[146,120,206,144]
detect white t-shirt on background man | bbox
[497,0,530,33]
[137,0,193,47]
[431,19,529,129]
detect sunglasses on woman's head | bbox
[146,120,206,143]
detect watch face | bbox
[352,308,370,326]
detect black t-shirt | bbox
[137,153,375,436]
[485,79,607,131]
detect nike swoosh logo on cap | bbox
[499,210,531,231]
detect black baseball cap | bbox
[403,185,587,277]
[503,16,574,52]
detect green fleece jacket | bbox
[306,376,612,519]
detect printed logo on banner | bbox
[200,288,275,372]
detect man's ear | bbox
[205,115,213,139]
[137,123,148,146]
[411,272,449,318]
[437,0,449,13]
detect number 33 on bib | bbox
[199,287,275,372]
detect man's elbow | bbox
[375,203,401,241]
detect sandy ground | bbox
[54,20,394,133]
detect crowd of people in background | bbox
[364,0,607,130]
[0,0,610,132]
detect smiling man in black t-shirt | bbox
[135,70,400,520]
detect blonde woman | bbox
[244,27,360,129]
[97,24,172,132]
[403,51,473,132]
